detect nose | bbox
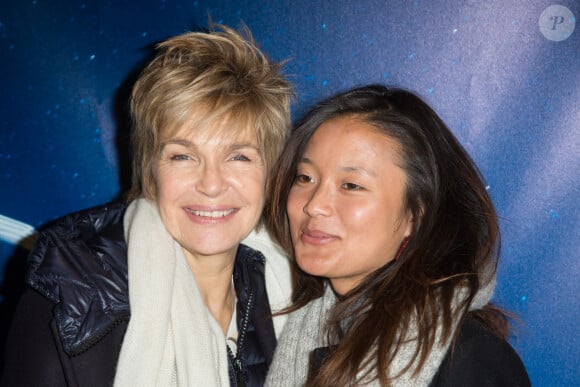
[303,183,332,217]
[196,161,227,197]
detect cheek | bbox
[233,166,266,192]
[341,200,377,228]
[156,170,173,190]
[241,174,267,207]
[155,167,189,201]
[154,170,170,199]
[253,172,267,197]
[287,197,307,242]
[286,190,304,228]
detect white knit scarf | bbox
[266,272,496,387]
[114,199,292,387]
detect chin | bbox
[296,257,330,277]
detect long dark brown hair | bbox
[266,85,510,386]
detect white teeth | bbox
[189,209,234,218]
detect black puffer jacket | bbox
[1,202,277,387]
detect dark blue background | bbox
[1,1,578,385]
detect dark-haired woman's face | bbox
[287,116,413,295]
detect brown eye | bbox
[294,174,312,184]
[342,182,363,190]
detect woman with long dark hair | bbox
[265,85,530,386]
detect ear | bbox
[405,200,425,237]
[402,209,415,238]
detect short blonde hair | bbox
[127,24,293,201]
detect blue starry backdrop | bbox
[0,1,578,385]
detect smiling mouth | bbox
[304,229,333,238]
[301,228,338,245]
[186,208,236,218]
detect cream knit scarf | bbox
[266,271,496,386]
[114,199,292,387]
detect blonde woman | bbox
[2,25,293,387]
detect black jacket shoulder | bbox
[430,318,531,387]
[26,201,130,356]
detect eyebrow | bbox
[162,139,192,147]
[161,139,260,151]
[229,142,260,151]
[300,157,377,177]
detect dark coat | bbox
[1,202,277,387]
[429,318,531,387]
[308,319,531,386]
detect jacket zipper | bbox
[69,314,130,357]
[228,288,255,387]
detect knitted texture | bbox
[266,273,495,386]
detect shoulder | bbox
[28,201,127,291]
[431,318,531,387]
[25,201,130,356]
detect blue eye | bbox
[170,154,190,161]
[231,154,250,161]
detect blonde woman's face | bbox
[154,117,266,266]
[287,117,413,295]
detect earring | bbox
[395,236,410,260]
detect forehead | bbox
[305,116,402,164]
[163,109,258,145]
